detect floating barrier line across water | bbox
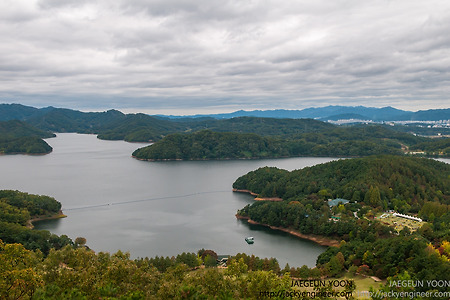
[64,190,230,211]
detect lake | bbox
[0,133,382,267]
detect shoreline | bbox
[132,155,183,161]
[232,188,283,201]
[236,215,340,247]
[232,188,258,196]
[131,155,298,162]
[132,153,450,161]
[0,150,52,156]
[26,210,67,229]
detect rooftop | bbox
[328,198,350,207]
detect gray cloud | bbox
[0,0,449,113]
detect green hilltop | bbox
[233,155,450,210]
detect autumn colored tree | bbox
[0,240,43,299]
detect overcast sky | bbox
[1,0,449,114]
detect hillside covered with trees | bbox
[233,155,450,296]
[0,190,72,255]
[234,155,449,209]
[410,138,450,156]
[234,156,450,236]
[132,125,446,160]
[1,241,303,299]
[132,130,291,160]
[234,155,450,250]
[0,120,54,154]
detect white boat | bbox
[245,236,254,244]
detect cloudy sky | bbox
[1,0,449,114]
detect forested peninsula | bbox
[233,155,449,207]
[132,124,450,160]
[0,190,71,254]
[0,120,54,154]
[132,130,291,160]
[233,155,450,293]
[234,155,449,240]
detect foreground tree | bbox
[0,240,43,299]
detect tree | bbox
[0,240,43,299]
[198,249,218,261]
[364,186,381,208]
[298,265,311,279]
[204,255,217,268]
[74,237,86,247]
[226,258,248,277]
[327,255,344,277]
[245,270,290,299]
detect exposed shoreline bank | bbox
[27,210,67,229]
[232,188,283,201]
[236,215,340,247]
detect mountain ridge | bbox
[1,103,448,122]
[155,106,449,121]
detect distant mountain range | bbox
[0,103,448,156]
[157,106,450,122]
[0,103,335,142]
[1,103,449,122]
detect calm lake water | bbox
[6,133,446,268]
